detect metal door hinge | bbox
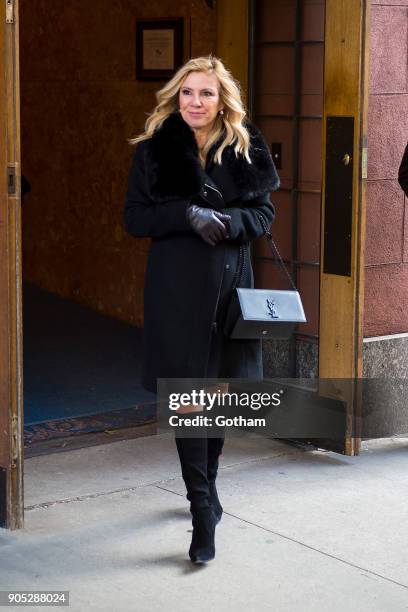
[11,415,19,467]
[7,165,16,195]
[361,147,368,179]
[6,0,14,24]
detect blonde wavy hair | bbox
[128,55,251,165]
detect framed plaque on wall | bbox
[136,18,184,80]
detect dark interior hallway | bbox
[23,282,154,427]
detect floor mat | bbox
[24,402,157,448]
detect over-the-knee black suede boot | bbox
[183,436,224,523]
[175,435,210,510]
[188,504,217,563]
[174,435,216,563]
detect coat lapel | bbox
[146,111,280,203]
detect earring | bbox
[219,110,224,116]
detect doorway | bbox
[0,0,369,529]
[18,1,172,454]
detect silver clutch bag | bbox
[225,288,306,339]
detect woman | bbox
[123,55,279,564]
[398,142,408,196]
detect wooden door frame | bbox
[0,0,24,529]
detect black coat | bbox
[398,143,408,196]
[123,111,280,393]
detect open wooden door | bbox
[221,0,370,456]
[0,0,24,529]
[317,0,370,455]
[276,0,370,456]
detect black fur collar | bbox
[145,111,280,202]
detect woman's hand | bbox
[186,204,231,246]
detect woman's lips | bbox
[188,111,205,116]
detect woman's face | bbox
[178,71,224,131]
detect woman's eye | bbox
[181,90,214,96]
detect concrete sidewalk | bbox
[1,432,408,611]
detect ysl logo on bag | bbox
[266,298,279,319]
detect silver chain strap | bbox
[231,244,245,291]
[257,213,298,291]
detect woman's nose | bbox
[192,95,202,106]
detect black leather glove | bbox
[186,204,231,246]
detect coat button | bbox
[225,264,230,270]
[203,190,208,197]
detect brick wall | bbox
[365,0,408,336]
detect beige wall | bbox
[20,0,216,326]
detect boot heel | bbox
[189,506,217,564]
